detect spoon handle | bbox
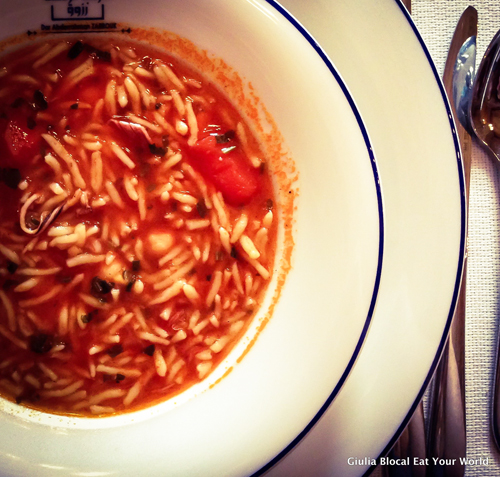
[427,273,467,476]
[427,75,472,476]
[427,6,476,475]
[492,316,500,447]
[400,0,411,14]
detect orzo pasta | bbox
[0,38,276,416]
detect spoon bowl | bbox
[470,29,500,161]
[453,35,476,132]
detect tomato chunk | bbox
[4,117,40,166]
[188,135,259,206]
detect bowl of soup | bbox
[0,0,382,475]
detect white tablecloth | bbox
[387,1,500,475]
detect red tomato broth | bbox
[0,37,278,416]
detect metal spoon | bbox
[470,29,500,160]
[470,27,500,449]
[426,9,476,477]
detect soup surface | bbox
[0,37,276,416]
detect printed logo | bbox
[35,0,129,35]
[47,0,105,22]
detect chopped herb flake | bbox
[81,314,91,324]
[0,167,22,190]
[84,44,111,62]
[215,130,235,143]
[125,277,136,292]
[196,200,208,218]
[123,268,137,292]
[67,41,84,59]
[106,344,124,358]
[33,90,48,111]
[81,310,98,323]
[29,334,53,354]
[143,344,155,356]
[132,260,141,272]
[149,143,166,156]
[90,276,114,297]
[6,261,18,274]
[26,117,37,130]
[16,389,40,404]
[2,279,17,290]
[10,97,24,109]
[115,374,126,383]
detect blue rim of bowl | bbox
[358,1,466,474]
[252,1,386,475]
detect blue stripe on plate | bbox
[252,0,387,475]
[361,1,466,474]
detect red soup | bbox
[0,38,277,416]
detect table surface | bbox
[397,1,500,476]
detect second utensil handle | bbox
[491,305,500,447]
[427,261,467,476]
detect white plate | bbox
[264,0,464,476]
[0,1,384,476]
